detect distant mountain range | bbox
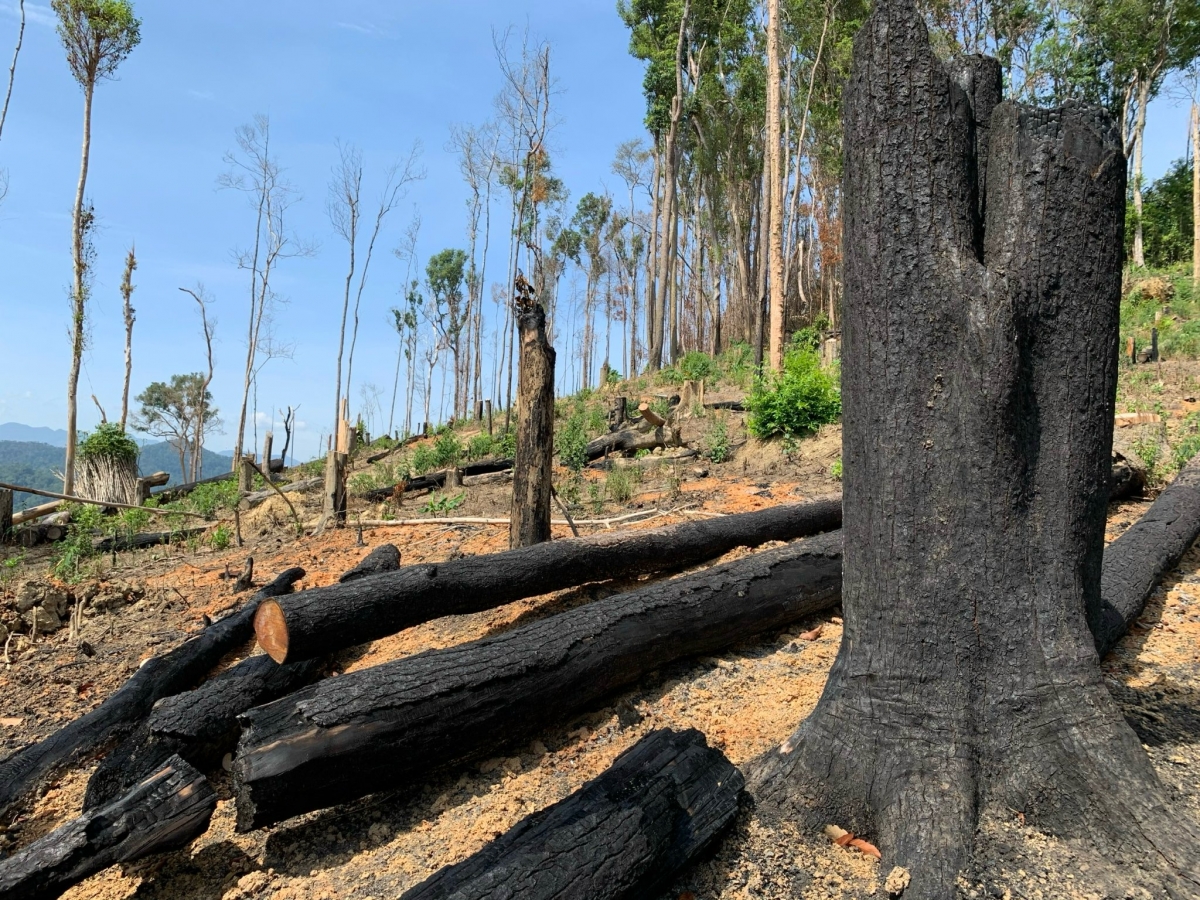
[0,423,69,446]
[0,437,231,511]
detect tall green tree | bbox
[51,0,140,494]
[426,249,469,416]
[133,375,219,485]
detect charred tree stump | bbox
[0,756,216,900]
[0,488,12,544]
[400,729,742,900]
[749,5,1200,897]
[0,567,304,822]
[254,498,842,664]
[1093,453,1200,658]
[233,532,840,830]
[510,283,555,549]
[338,543,403,584]
[607,396,628,431]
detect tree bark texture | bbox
[1092,452,1200,658]
[0,756,216,900]
[748,5,1198,897]
[766,0,785,371]
[510,301,556,549]
[253,498,842,665]
[0,568,303,822]
[399,729,743,900]
[234,532,841,830]
[338,543,402,583]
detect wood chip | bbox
[0,717,23,727]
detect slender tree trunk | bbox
[1130,77,1150,269]
[0,0,23,147]
[64,81,95,495]
[766,0,785,370]
[754,166,769,369]
[1193,101,1199,292]
[119,248,136,430]
[752,10,1200,897]
[644,150,661,375]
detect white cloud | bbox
[336,21,380,36]
[1,2,56,27]
[188,89,215,102]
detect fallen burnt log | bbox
[84,549,402,810]
[234,531,841,829]
[1109,452,1146,503]
[150,472,234,504]
[254,498,843,664]
[93,527,206,554]
[0,755,216,900]
[401,728,742,900]
[243,477,322,509]
[0,567,304,822]
[1092,453,1200,657]
[359,458,515,501]
[583,426,676,462]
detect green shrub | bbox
[411,444,438,475]
[606,468,635,503]
[830,458,843,480]
[423,492,466,516]
[747,345,841,440]
[468,433,497,460]
[679,351,714,382]
[704,419,731,463]
[656,365,683,386]
[209,523,233,551]
[79,422,139,463]
[187,479,239,519]
[52,503,104,583]
[434,431,463,468]
[557,413,589,472]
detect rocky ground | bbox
[1,372,1198,900]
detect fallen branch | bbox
[12,500,64,528]
[243,459,301,529]
[93,528,206,554]
[400,729,742,900]
[259,498,842,665]
[234,531,841,829]
[0,567,304,822]
[0,482,207,520]
[0,756,216,900]
[339,508,673,530]
[242,477,321,509]
[359,458,514,501]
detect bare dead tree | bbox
[118,246,136,429]
[389,212,421,436]
[179,286,217,482]
[0,0,24,204]
[277,405,297,468]
[219,115,309,474]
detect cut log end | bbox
[254,600,289,664]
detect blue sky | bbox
[0,0,648,462]
[0,1,1196,465]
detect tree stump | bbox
[0,489,11,544]
[749,4,1200,896]
[510,283,555,549]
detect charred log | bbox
[400,729,742,900]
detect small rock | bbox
[503,756,523,774]
[367,822,390,843]
[479,757,503,774]
[528,740,548,757]
[22,605,62,634]
[885,866,911,897]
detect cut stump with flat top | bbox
[749,3,1200,897]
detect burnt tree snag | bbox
[0,567,304,822]
[750,4,1199,897]
[234,532,841,830]
[254,498,842,664]
[400,729,742,900]
[0,756,216,900]
[338,543,403,583]
[510,275,555,549]
[0,488,12,543]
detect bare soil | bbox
[1,368,1197,900]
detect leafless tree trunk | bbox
[1193,101,1199,292]
[766,0,784,370]
[179,286,217,483]
[0,0,22,204]
[119,247,137,429]
[64,79,95,495]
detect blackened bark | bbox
[0,567,303,822]
[749,4,1199,897]
[1093,453,1200,657]
[0,756,216,900]
[510,299,556,549]
[583,426,669,461]
[253,499,842,664]
[234,532,841,830]
[400,729,742,900]
[358,459,513,502]
[339,543,402,583]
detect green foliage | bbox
[704,419,731,463]
[1127,157,1194,268]
[1132,423,1169,486]
[209,523,233,551]
[52,0,142,86]
[656,365,683,386]
[1,551,27,590]
[423,492,466,516]
[679,351,714,382]
[467,433,498,460]
[185,478,239,519]
[587,480,604,514]
[497,427,518,458]
[747,343,841,439]
[78,422,138,463]
[410,443,438,476]
[606,467,636,503]
[433,431,463,468]
[52,503,103,582]
[1121,271,1200,360]
[716,342,755,390]
[830,457,843,480]
[557,412,590,473]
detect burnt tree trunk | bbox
[510,298,556,549]
[338,543,403,583]
[0,567,304,822]
[234,532,841,830]
[254,498,842,664]
[750,5,1199,897]
[400,729,743,900]
[0,756,216,900]
[0,488,12,543]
